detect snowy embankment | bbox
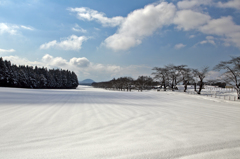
[0,86,240,159]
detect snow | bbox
[0,86,240,159]
[175,85,238,101]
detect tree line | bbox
[92,76,158,92]
[0,57,79,89]
[92,56,240,99]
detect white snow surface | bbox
[0,86,240,159]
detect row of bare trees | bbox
[92,56,240,99]
[151,56,240,99]
[152,65,209,94]
[92,65,211,94]
[92,76,157,92]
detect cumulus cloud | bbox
[103,2,176,51]
[196,36,216,46]
[177,0,212,9]
[42,54,68,66]
[173,10,240,49]
[68,7,125,27]
[173,10,211,31]
[70,57,90,67]
[72,24,87,33]
[0,48,15,53]
[217,0,240,10]
[175,43,186,49]
[3,56,43,67]
[0,23,33,34]
[40,35,88,51]
[199,16,240,35]
[68,1,240,51]
[199,16,240,48]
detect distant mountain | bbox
[79,79,95,85]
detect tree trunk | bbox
[163,83,166,91]
[197,80,203,94]
[236,88,240,99]
[184,84,187,92]
[194,83,197,92]
[184,80,188,92]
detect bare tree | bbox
[192,67,209,94]
[214,56,240,99]
[125,77,134,91]
[135,76,153,92]
[181,68,194,92]
[118,77,134,91]
[166,64,188,91]
[152,67,169,91]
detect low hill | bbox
[79,79,95,85]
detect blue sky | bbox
[0,0,240,81]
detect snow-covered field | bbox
[0,86,240,159]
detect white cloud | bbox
[199,36,216,45]
[195,36,216,47]
[2,56,43,67]
[206,36,215,45]
[21,25,34,31]
[205,71,221,81]
[68,7,125,27]
[72,24,87,33]
[41,54,53,63]
[103,2,176,51]
[174,43,186,49]
[40,35,88,51]
[70,57,90,67]
[94,27,100,31]
[177,0,212,9]
[199,16,240,35]
[199,16,240,48]
[68,1,240,51]
[200,41,207,44]
[0,48,15,53]
[173,10,211,31]
[0,23,33,34]
[217,0,240,10]
[0,23,18,34]
[172,10,240,49]
[40,40,57,49]
[189,35,195,38]
[42,54,68,66]
[2,55,151,81]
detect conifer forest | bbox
[0,57,79,89]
